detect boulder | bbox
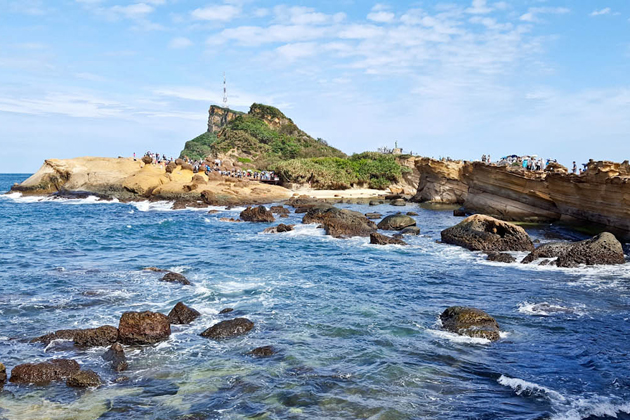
[67,370,101,388]
[118,311,171,345]
[263,223,294,234]
[200,318,254,340]
[0,363,6,384]
[370,233,408,246]
[369,201,382,206]
[165,161,177,174]
[175,158,184,166]
[302,206,377,238]
[486,252,516,263]
[240,206,275,223]
[521,232,626,268]
[161,272,191,286]
[441,215,534,252]
[143,267,167,272]
[399,226,421,236]
[73,325,119,348]
[10,359,80,385]
[406,212,419,216]
[391,199,406,206]
[377,214,416,231]
[439,306,500,341]
[207,210,220,214]
[365,213,382,220]
[181,163,194,172]
[141,155,153,165]
[168,302,201,325]
[219,308,234,314]
[249,345,276,357]
[269,205,290,217]
[453,208,466,217]
[103,343,128,372]
[31,329,78,345]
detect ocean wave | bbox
[426,328,492,345]
[498,375,567,403]
[1,192,119,205]
[517,301,585,317]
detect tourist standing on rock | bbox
[573,161,577,174]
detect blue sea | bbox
[0,173,629,420]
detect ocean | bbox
[0,173,629,420]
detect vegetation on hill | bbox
[179,132,218,161]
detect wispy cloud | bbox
[168,37,193,49]
[520,7,570,23]
[191,4,241,22]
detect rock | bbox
[240,206,275,223]
[377,214,416,231]
[175,158,184,166]
[73,326,119,348]
[539,259,551,266]
[165,161,177,173]
[263,224,294,234]
[0,363,6,384]
[118,311,171,345]
[521,232,626,267]
[439,306,500,341]
[441,215,534,252]
[168,302,201,325]
[219,308,234,314]
[453,208,466,217]
[249,345,276,357]
[385,194,403,200]
[161,271,191,286]
[181,163,194,172]
[207,210,220,214]
[10,359,80,385]
[302,206,377,238]
[219,217,242,223]
[399,226,421,236]
[103,343,128,372]
[143,267,166,272]
[370,233,408,246]
[67,370,101,388]
[31,329,78,345]
[141,155,153,165]
[486,252,516,263]
[269,205,290,217]
[364,213,382,220]
[406,212,418,216]
[369,201,382,206]
[391,199,406,206]
[200,318,254,340]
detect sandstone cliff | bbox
[413,158,630,238]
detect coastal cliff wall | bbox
[207,105,241,133]
[413,158,630,237]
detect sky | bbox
[0,0,629,172]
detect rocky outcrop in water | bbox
[10,359,80,385]
[370,233,408,246]
[486,252,516,263]
[521,232,625,267]
[377,214,416,231]
[118,311,171,345]
[440,306,500,341]
[263,224,294,234]
[103,343,128,372]
[270,205,290,217]
[168,302,201,325]
[73,325,119,348]
[249,345,276,357]
[161,272,191,286]
[240,206,275,223]
[200,318,254,340]
[0,363,6,384]
[441,215,534,252]
[302,206,376,238]
[66,370,101,388]
[31,329,78,345]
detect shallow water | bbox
[0,173,629,420]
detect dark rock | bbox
[161,272,191,286]
[143,267,167,272]
[181,163,194,172]
[533,239,541,244]
[377,214,416,231]
[0,363,6,384]
[31,329,78,345]
[207,210,220,214]
[141,155,153,165]
[263,224,294,234]
[521,232,625,267]
[118,311,171,345]
[67,370,101,388]
[219,308,234,314]
[103,343,128,372]
[200,318,254,340]
[249,345,276,357]
[399,226,421,236]
[370,233,408,246]
[406,212,418,216]
[165,161,177,173]
[73,326,119,348]
[168,302,201,325]
[175,158,184,166]
[240,206,275,223]
[453,208,466,217]
[486,252,516,263]
[302,206,376,238]
[269,205,290,217]
[539,259,551,266]
[368,201,381,206]
[441,215,534,252]
[440,306,500,341]
[10,359,80,385]
[391,199,406,206]
[364,212,382,220]
[385,194,402,200]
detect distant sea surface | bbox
[1,173,629,420]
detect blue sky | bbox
[1,0,629,172]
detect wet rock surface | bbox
[10,359,81,385]
[364,212,383,220]
[161,271,191,286]
[370,233,408,246]
[0,363,6,384]
[67,370,101,388]
[440,306,500,341]
[118,311,171,345]
[168,302,201,325]
[486,252,516,263]
[240,206,275,223]
[219,308,234,314]
[31,329,78,345]
[377,214,416,231]
[200,318,254,340]
[263,224,294,234]
[73,325,119,348]
[103,343,128,372]
[302,206,376,238]
[249,345,276,357]
[441,215,534,252]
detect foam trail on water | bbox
[498,375,567,403]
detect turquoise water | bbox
[0,173,629,420]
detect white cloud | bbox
[273,6,345,25]
[253,8,269,18]
[191,4,240,22]
[466,0,493,15]
[590,8,612,17]
[367,11,395,23]
[110,3,154,19]
[168,37,193,49]
[275,42,319,61]
[520,7,570,23]
[208,25,329,47]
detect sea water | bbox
[0,173,629,420]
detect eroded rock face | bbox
[161,272,191,286]
[440,306,500,341]
[270,205,290,217]
[141,155,153,165]
[370,233,408,246]
[249,345,276,357]
[118,311,171,345]
[168,302,201,325]
[240,206,275,223]
[10,359,80,385]
[200,318,254,340]
[441,215,534,252]
[67,370,101,388]
[521,232,625,267]
[73,326,119,348]
[302,206,377,238]
[103,343,128,372]
[486,252,516,263]
[377,214,416,231]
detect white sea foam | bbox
[131,200,174,212]
[517,301,585,317]
[426,328,491,345]
[1,192,119,205]
[498,375,567,402]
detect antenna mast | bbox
[223,72,228,109]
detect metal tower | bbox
[223,72,228,109]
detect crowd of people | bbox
[481,154,588,175]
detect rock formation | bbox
[440,306,500,341]
[240,206,275,223]
[10,359,80,385]
[161,272,191,286]
[370,233,408,246]
[441,215,534,252]
[200,318,254,340]
[302,206,377,238]
[66,370,101,388]
[118,311,171,345]
[103,343,128,372]
[168,302,201,325]
[377,214,416,231]
[521,232,625,267]
[73,325,119,348]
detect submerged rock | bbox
[219,308,234,314]
[143,267,167,272]
[399,226,421,236]
[521,232,625,267]
[377,214,416,231]
[10,359,80,385]
[249,345,276,357]
[440,306,500,341]
[263,224,294,234]
[270,205,290,217]
[67,370,101,388]
[441,215,534,252]
[365,212,383,220]
[486,252,516,263]
[370,233,408,246]
[453,208,466,217]
[161,272,191,286]
[73,325,119,348]
[391,199,406,206]
[200,318,254,340]
[168,302,201,325]
[0,363,6,384]
[118,311,171,345]
[302,206,376,238]
[240,206,275,223]
[103,343,128,372]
